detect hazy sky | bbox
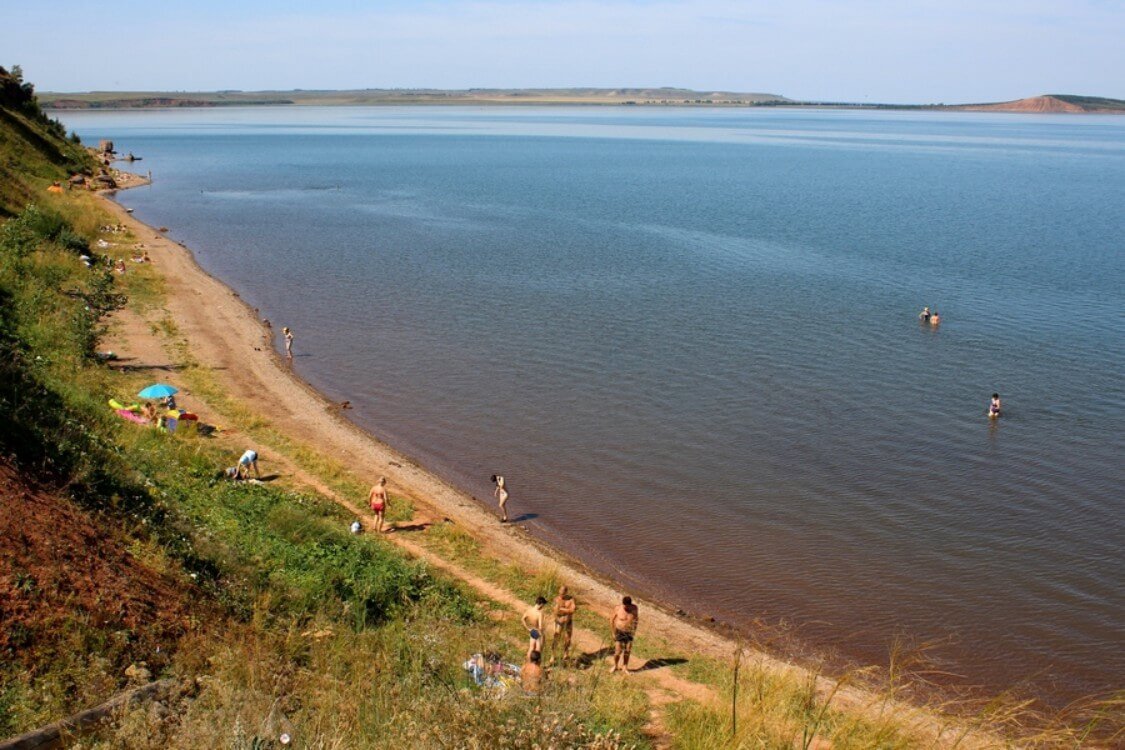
[4,0,1121,102]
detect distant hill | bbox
[39,87,790,109]
[949,94,1125,113]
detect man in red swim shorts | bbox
[368,476,388,533]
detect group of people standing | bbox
[520,587,640,685]
[362,473,642,686]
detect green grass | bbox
[0,199,650,748]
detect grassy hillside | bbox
[0,66,92,216]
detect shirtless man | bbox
[521,596,547,659]
[367,476,389,533]
[550,585,576,665]
[609,596,639,674]
[521,650,545,695]
[491,474,509,523]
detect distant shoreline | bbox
[41,89,1125,114]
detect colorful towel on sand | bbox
[116,409,148,424]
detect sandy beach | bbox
[93,185,1000,747]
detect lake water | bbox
[60,106,1124,706]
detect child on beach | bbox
[491,474,509,523]
[368,476,389,533]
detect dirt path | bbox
[104,303,701,746]
[95,192,997,749]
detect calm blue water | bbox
[61,106,1125,704]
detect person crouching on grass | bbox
[236,449,260,480]
[521,650,545,695]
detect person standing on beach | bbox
[609,596,639,674]
[521,596,547,659]
[550,585,577,665]
[282,327,294,359]
[491,474,509,523]
[368,476,389,533]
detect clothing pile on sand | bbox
[463,652,521,693]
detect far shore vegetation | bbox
[36,87,1125,113]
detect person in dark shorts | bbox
[522,596,547,659]
[550,585,576,665]
[609,595,639,674]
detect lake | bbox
[61,105,1125,705]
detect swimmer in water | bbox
[989,393,1002,419]
[919,306,931,322]
[930,310,941,326]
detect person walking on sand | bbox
[609,596,639,674]
[237,449,260,480]
[521,596,547,659]
[282,327,294,360]
[368,476,389,533]
[550,585,577,665]
[491,474,509,523]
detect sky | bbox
[3,0,1122,103]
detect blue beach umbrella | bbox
[138,383,179,399]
